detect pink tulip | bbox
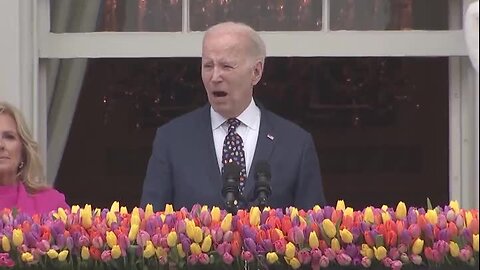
[198,253,209,265]
[222,252,234,265]
[319,255,330,268]
[187,254,198,265]
[391,260,403,270]
[336,253,352,266]
[361,256,371,268]
[297,249,311,264]
[241,251,254,262]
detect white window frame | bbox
[11,0,477,208]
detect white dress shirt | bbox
[211,99,261,177]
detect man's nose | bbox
[211,67,223,82]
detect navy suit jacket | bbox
[140,104,326,210]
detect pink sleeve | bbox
[34,188,70,212]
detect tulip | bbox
[106,212,117,227]
[81,204,92,229]
[120,206,128,215]
[191,243,201,255]
[164,204,174,215]
[329,238,340,253]
[193,226,203,243]
[285,242,296,259]
[250,207,261,226]
[319,255,330,268]
[309,231,319,249]
[425,210,438,225]
[222,252,234,264]
[58,250,69,261]
[81,246,90,260]
[211,206,221,222]
[111,245,121,259]
[381,211,391,223]
[344,207,354,218]
[395,202,407,219]
[198,253,209,265]
[364,207,374,224]
[412,238,424,255]
[473,234,479,252]
[361,244,374,259]
[201,235,212,253]
[106,231,117,248]
[449,200,460,213]
[144,204,154,220]
[340,228,353,244]
[242,251,255,262]
[12,229,23,247]
[336,200,346,211]
[322,219,336,239]
[449,241,460,257]
[361,256,372,268]
[167,231,177,247]
[47,249,59,259]
[1,235,10,252]
[21,252,34,263]
[101,250,112,262]
[143,241,155,258]
[266,252,279,264]
[374,246,387,261]
[297,249,311,264]
[336,253,352,266]
[221,213,232,232]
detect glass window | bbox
[51,57,449,209]
[330,0,450,30]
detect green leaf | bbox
[427,197,433,210]
[375,234,384,248]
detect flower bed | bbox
[0,201,478,270]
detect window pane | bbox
[51,57,449,209]
[50,0,182,32]
[330,0,450,30]
[190,0,322,31]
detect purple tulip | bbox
[66,236,74,250]
[324,248,336,261]
[388,247,400,260]
[200,211,212,226]
[24,232,38,248]
[323,207,334,220]
[243,238,257,254]
[216,242,231,256]
[152,234,162,247]
[262,239,273,252]
[180,234,191,254]
[345,244,359,259]
[423,223,434,242]
[164,215,175,229]
[136,230,150,248]
[438,229,450,242]
[211,228,223,244]
[36,239,50,252]
[313,211,324,223]
[288,227,304,245]
[118,233,129,254]
[56,234,67,250]
[223,231,233,243]
[260,211,269,225]
[242,226,256,240]
[383,257,393,268]
[434,240,449,255]
[407,209,417,225]
[438,215,447,229]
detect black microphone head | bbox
[223,162,241,180]
[255,160,271,179]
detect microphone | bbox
[222,162,241,213]
[254,160,272,209]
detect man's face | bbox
[201,31,263,118]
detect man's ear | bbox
[252,60,264,86]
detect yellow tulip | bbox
[449,241,460,257]
[12,229,23,247]
[361,244,373,259]
[340,229,353,244]
[190,243,201,255]
[374,246,387,261]
[285,242,296,259]
[201,235,212,252]
[473,234,478,252]
[193,226,203,243]
[396,201,407,219]
[58,250,69,261]
[106,212,117,227]
[313,205,321,212]
[412,238,424,255]
[221,213,232,232]
[381,212,391,223]
[145,204,154,220]
[250,207,261,226]
[275,229,284,239]
[449,200,460,214]
[57,207,67,223]
[144,241,155,258]
[266,252,279,264]
[331,238,340,252]
[211,206,221,222]
[290,207,299,220]
[336,200,346,211]
[167,231,178,247]
[425,210,438,225]
[344,207,354,217]
[309,231,319,249]
[94,208,101,216]
[465,211,473,228]
[322,219,336,238]
[165,204,174,215]
[288,257,301,269]
[106,231,117,248]
[131,210,141,227]
[81,246,90,260]
[110,201,119,213]
[160,214,166,222]
[186,220,196,239]
[177,243,186,258]
[120,206,128,215]
[112,245,121,259]
[128,224,139,242]
[1,235,10,252]
[81,204,92,229]
[364,207,374,224]
[47,249,59,259]
[71,205,80,214]
[21,252,34,262]
[381,205,388,212]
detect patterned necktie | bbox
[222,118,247,193]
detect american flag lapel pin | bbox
[267,134,274,141]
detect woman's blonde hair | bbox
[0,101,48,191]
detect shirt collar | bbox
[211,98,260,130]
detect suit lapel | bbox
[244,108,275,197]
[198,105,223,187]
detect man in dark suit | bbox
[141,22,326,211]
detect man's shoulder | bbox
[262,109,310,137]
[159,105,208,131]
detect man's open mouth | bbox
[213,91,227,97]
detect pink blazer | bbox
[0,182,69,215]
